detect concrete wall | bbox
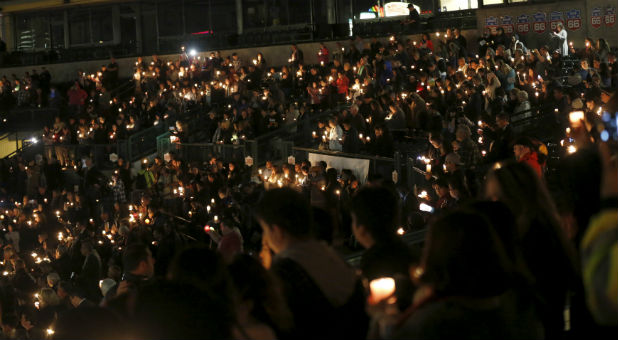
[0,31,476,83]
[477,0,618,50]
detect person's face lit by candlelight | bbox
[433,183,449,198]
[484,176,501,202]
[351,213,374,249]
[451,140,460,152]
[449,184,460,200]
[513,144,531,161]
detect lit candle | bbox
[567,145,577,154]
[369,277,395,303]
[426,164,431,173]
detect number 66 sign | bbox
[566,9,582,31]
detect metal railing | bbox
[345,228,427,268]
[510,105,560,141]
[0,107,58,134]
[0,131,36,159]
[127,124,168,162]
[352,10,477,37]
[109,78,136,99]
[0,44,137,69]
[42,143,128,170]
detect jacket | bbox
[518,151,542,177]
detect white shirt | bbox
[328,125,343,151]
[553,29,568,56]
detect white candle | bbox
[369,277,395,303]
[426,164,431,173]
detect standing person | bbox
[205,218,244,263]
[67,82,87,115]
[581,143,618,326]
[403,3,420,32]
[327,117,343,151]
[256,188,368,340]
[289,44,304,70]
[484,161,579,339]
[78,242,102,301]
[106,57,119,90]
[420,32,434,52]
[392,209,544,339]
[453,28,467,57]
[485,113,514,163]
[0,37,6,65]
[551,23,568,56]
[335,71,349,103]
[317,43,329,66]
[350,186,419,310]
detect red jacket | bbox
[336,75,349,95]
[318,47,329,64]
[519,151,542,177]
[68,87,87,106]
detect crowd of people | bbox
[0,67,53,111]
[0,23,617,339]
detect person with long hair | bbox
[228,254,293,339]
[596,38,610,63]
[484,161,579,338]
[393,209,544,339]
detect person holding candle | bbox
[335,72,349,103]
[484,113,514,163]
[431,176,457,212]
[327,117,343,152]
[317,43,329,66]
[370,125,394,158]
[205,218,244,263]
[341,119,361,154]
[256,188,368,340]
[392,209,544,339]
[36,287,65,332]
[484,161,579,338]
[289,44,303,70]
[351,186,420,311]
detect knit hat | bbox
[512,135,534,149]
